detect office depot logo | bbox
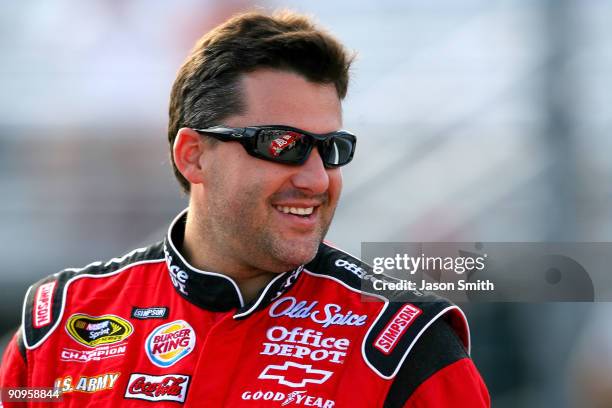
[145,320,195,367]
[261,326,349,364]
[33,281,56,328]
[374,304,422,355]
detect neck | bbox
[182,209,277,304]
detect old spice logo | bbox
[269,296,367,328]
[164,244,189,295]
[146,320,196,367]
[125,373,190,403]
[374,304,422,355]
[271,266,303,301]
[33,281,56,328]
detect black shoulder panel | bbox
[362,295,468,379]
[15,328,26,362]
[383,318,469,407]
[305,241,388,294]
[306,242,470,379]
[306,242,434,300]
[22,242,164,350]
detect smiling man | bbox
[176,68,345,302]
[1,11,489,407]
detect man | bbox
[0,11,489,407]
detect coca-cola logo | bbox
[124,373,190,403]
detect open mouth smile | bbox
[274,206,314,216]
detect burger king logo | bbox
[145,320,196,368]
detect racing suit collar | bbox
[163,209,303,317]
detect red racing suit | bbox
[1,210,489,407]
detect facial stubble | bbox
[202,171,336,275]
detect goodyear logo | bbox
[145,320,195,368]
[66,314,133,348]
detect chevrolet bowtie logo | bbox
[258,362,333,388]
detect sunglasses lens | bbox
[321,134,355,167]
[255,128,355,166]
[256,129,310,163]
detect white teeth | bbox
[275,206,314,215]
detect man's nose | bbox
[290,148,329,194]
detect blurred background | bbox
[1,0,611,406]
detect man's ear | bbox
[173,128,208,186]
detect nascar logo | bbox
[66,314,133,348]
[145,320,195,367]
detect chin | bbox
[271,239,320,271]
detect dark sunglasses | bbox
[192,125,356,168]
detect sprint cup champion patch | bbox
[66,314,133,348]
[146,320,196,367]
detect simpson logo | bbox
[374,304,422,355]
[66,314,133,348]
[259,362,333,388]
[146,320,195,367]
[33,281,56,328]
[125,373,190,403]
[60,343,127,362]
[131,306,169,320]
[55,372,120,393]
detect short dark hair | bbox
[168,10,354,193]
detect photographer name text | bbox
[373,279,495,292]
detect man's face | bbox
[198,69,343,273]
